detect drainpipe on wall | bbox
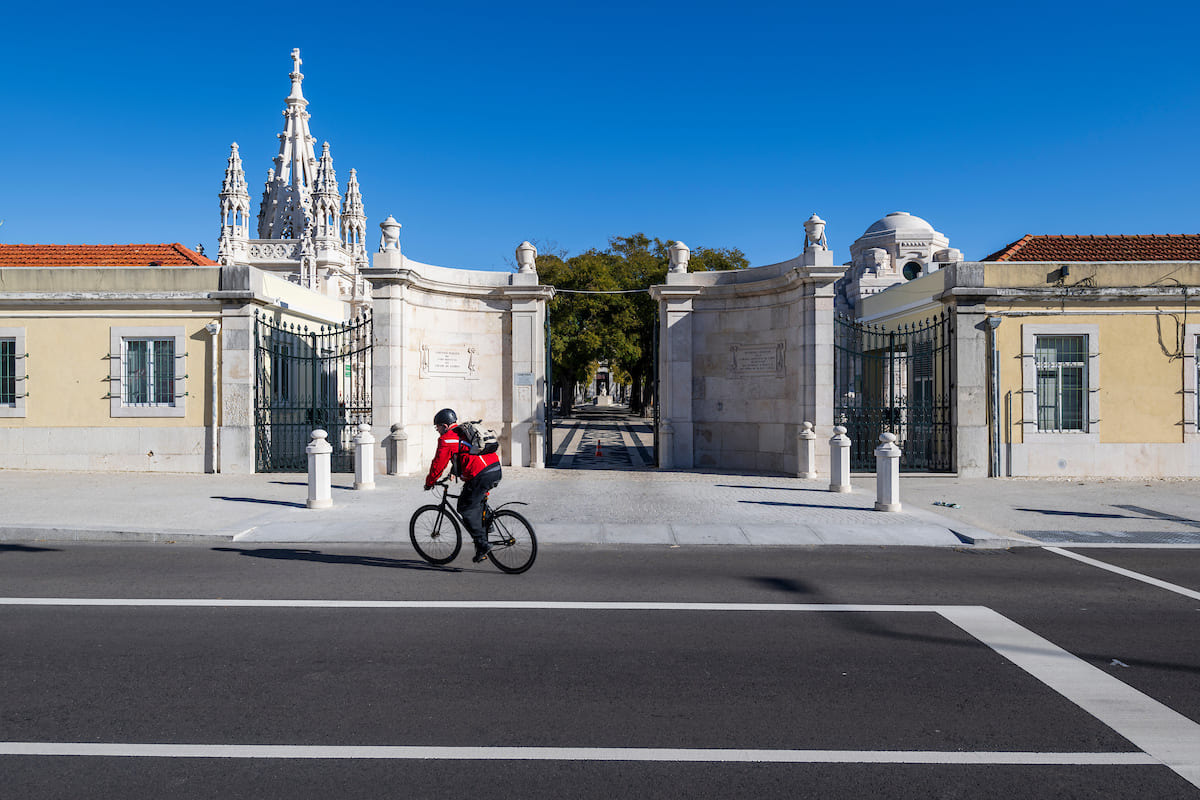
[986,315,1002,477]
[205,320,222,473]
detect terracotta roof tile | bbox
[983,234,1200,262]
[0,243,218,267]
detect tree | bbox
[536,234,748,416]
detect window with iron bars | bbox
[0,338,14,405]
[123,338,175,406]
[1035,335,1087,431]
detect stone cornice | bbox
[652,265,842,302]
[362,266,552,302]
[937,285,1195,305]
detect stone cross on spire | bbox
[291,48,302,74]
[259,48,317,239]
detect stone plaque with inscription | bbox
[729,343,785,377]
[420,344,479,380]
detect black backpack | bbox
[455,420,499,458]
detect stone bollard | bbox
[386,423,407,476]
[306,429,333,509]
[354,423,376,490]
[529,423,545,469]
[797,421,817,479]
[874,432,902,512]
[829,426,851,493]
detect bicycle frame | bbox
[429,478,527,519]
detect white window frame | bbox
[0,327,27,418]
[1185,324,1200,440]
[109,326,187,418]
[1021,324,1099,443]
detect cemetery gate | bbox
[254,311,372,472]
[833,310,954,472]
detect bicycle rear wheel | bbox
[409,505,462,565]
[487,509,537,574]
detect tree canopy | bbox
[535,234,748,415]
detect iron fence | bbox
[834,310,954,472]
[254,312,372,472]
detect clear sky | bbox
[2,0,1197,271]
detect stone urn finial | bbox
[668,240,690,273]
[804,213,828,250]
[516,241,537,273]
[378,215,401,252]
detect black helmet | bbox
[433,408,457,426]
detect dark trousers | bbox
[458,464,502,544]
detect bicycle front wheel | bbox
[409,505,462,565]
[487,509,537,574]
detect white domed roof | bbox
[862,211,936,237]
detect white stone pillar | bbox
[500,278,554,468]
[829,425,851,493]
[649,282,702,469]
[874,432,902,512]
[797,421,817,479]
[216,269,258,473]
[362,250,412,475]
[306,430,333,509]
[354,423,376,490]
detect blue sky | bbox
[2,0,1196,270]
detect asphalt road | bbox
[1,543,1198,799]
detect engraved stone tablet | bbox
[729,343,785,377]
[420,344,479,380]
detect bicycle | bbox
[409,479,538,573]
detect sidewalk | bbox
[2,465,1196,548]
[3,404,1198,548]
[0,468,972,547]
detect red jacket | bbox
[425,425,501,488]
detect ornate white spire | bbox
[312,142,342,245]
[257,48,319,240]
[217,142,251,264]
[342,168,367,262]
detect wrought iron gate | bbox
[834,311,953,472]
[254,311,372,472]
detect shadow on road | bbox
[0,544,61,554]
[211,546,462,572]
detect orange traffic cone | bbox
[595,441,603,457]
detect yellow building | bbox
[858,234,1200,477]
[0,244,358,473]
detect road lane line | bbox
[0,599,949,611]
[1046,547,1200,600]
[940,606,1200,790]
[0,743,1162,764]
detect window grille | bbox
[124,338,175,406]
[1035,335,1086,431]
[0,338,14,404]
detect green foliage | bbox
[538,234,748,413]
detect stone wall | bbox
[363,251,551,475]
[652,249,843,474]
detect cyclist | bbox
[424,408,502,562]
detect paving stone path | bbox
[549,405,654,470]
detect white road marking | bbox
[0,743,1160,764]
[1046,547,1200,601]
[2,599,1197,786]
[940,606,1200,789]
[0,599,947,611]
